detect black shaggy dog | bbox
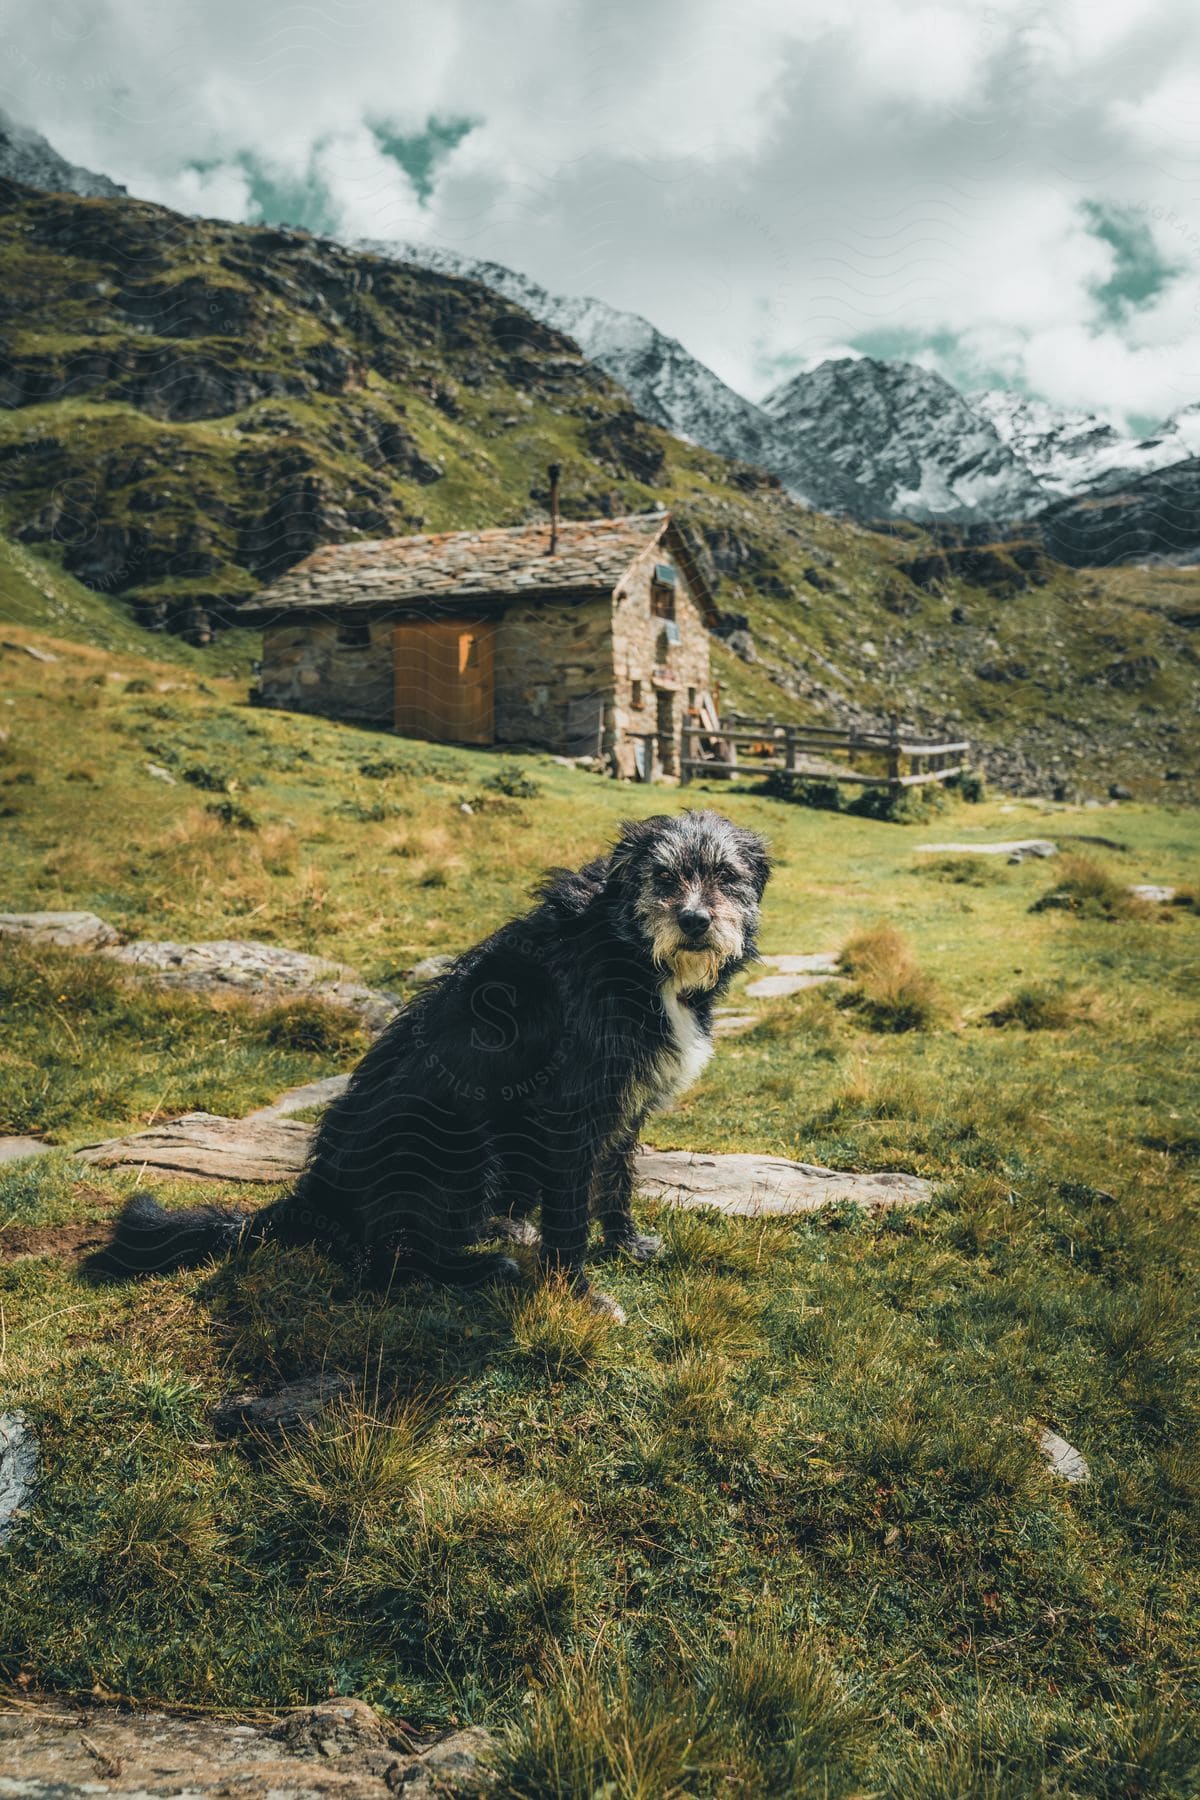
[105,810,770,1319]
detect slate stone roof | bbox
[241,513,703,618]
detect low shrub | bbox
[483,763,542,800]
[206,798,257,830]
[1031,854,1151,920]
[985,983,1102,1030]
[918,854,1008,886]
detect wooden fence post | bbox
[681,724,693,785]
[887,714,901,792]
[784,725,797,773]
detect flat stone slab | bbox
[247,1072,351,1120]
[1037,1426,1089,1482]
[74,1113,930,1214]
[106,938,400,1031]
[0,1699,495,1799]
[635,1148,931,1214]
[0,909,119,949]
[0,1411,38,1544]
[713,1010,757,1037]
[917,839,1058,860]
[78,1110,313,1183]
[759,952,841,974]
[745,972,840,999]
[0,1136,49,1165]
[214,1372,355,1439]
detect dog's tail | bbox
[91,1190,262,1278]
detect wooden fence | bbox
[668,714,968,791]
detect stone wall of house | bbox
[609,541,711,779]
[257,545,712,779]
[258,619,394,724]
[494,596,613,753]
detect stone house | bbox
[242,510,716,778]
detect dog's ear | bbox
[733,825,772,900]
[606,815,672,890]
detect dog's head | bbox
[607,810,771,990]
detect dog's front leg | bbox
[594,1129,662,1262]
[540,1144,626,1323]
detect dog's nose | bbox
[678,906,712,939]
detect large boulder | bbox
[0,910,118,949]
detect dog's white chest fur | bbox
[651,982,714,1108]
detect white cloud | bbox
[3,0,1200,425]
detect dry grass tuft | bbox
[501,1275,621,1378]
[266,1395,439,1528]
[838,923,945,1032]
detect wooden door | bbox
[393,620,495,745]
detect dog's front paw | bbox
[603,1231,662,1264]
[584,1289,627,1325]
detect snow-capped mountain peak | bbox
[761,357,1047,523]
[970,390,1187,499]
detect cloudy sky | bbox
[4,0,1200,430]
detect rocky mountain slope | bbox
[362,241,782,476]
[0,107,124,200]
[0,180,1196,798]
[761,358,1048,525]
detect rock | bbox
[105,938,400,1030]
[78,1110,313,1182]
[634,1148,931,1215]
[1108,782,1133,800]
[744,972,840,999]
[0,1697,496,1798]
[0,1411,38,1543]
[215,1374,356,1440]
[145,761,177,783]
[0,909,119,949]
[1130,884,1176,903]
[409,953,455,983]
[0,1136,49,1164]
[246,1072,352,1119]
[2,639,57,662]
[916,839,1058,860]
[393,1726,496,1797]
[1037,1426,1089,1483]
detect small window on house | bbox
[687,687,697,710]
[337,621,371,649]
[631,678,644,710]
[650,582,675,621]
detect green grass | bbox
[0,624,1198,1793]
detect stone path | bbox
[78,1111,313,1184]
[76,1110,932,1213]
[917,839,1059,861]
[0,1698,495,1800]
[634,1148,930,1214]
[246,1072,351,1120]
[745,951,843,1000]
[0,1136,48,1165]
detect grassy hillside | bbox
[1,619,1198,1794]
[1,183,1198,801]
